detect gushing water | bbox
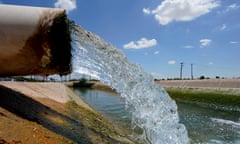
[70,23,189,144]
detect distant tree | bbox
[216,76,220,79]
[50,78,55,82]
[78,78,87,84]
[173,77,181,80]
[199,75,205,80]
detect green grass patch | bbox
[166,88,240,108]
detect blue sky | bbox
[2,0,240,79]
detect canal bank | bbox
[0,82,134,144]
[157,79,240,111]
[1,80,239,143]
[71,79,240,111]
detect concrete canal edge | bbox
[0,82,134,144]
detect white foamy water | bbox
[70,23,189,144]
[211,118,240,129]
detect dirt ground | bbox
[157,79,240,89]
[0,82,134,144]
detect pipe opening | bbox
[0,5,72,76]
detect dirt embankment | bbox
[0,82,134,144]
[157,79,240,90]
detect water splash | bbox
[70,23,189,144]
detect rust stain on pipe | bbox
[0,7,72,76]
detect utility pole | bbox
[191,64,194,80]
[180,62,184,80]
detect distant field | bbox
[157,79,240,90]
[157,79,240,111]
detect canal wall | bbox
[0,82,134,144]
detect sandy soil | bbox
[157,79,240,89]
[0,82,134,144]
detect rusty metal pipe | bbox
[0,4,72,76]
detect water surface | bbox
[73,88,240,144]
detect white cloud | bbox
[200,39,212,47]
[208,62,214,65]
[230,41,239,44]
[145,0,219,25]
[228,3,239,9]
[54,0,76,13]
[184,45,194,49]
[226,3,239,12]
[220,24,227,30]
[168,60,176,65]
[219,3,240,14]
[143,8,151,15]
[154,51,160,55]
[123,38,157,49]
